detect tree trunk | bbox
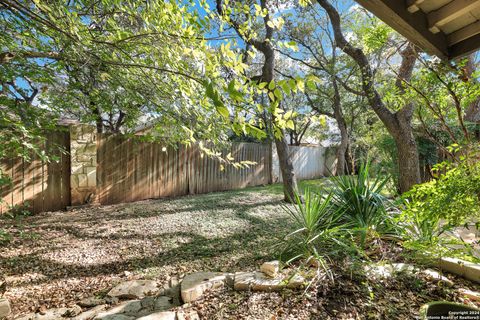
[92,104,103,134]
[335,120,348,176]
[346,142,355,174]
[463,54,480,140]
[257,17,299,202]
[316,0,421,193]
[332,78,348,176]
[394,134,420,193]
[391,108,421,193]
[216,0,299,202]
[275,133,299,201]
[391,44,421,193]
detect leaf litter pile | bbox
[0,186,479,319]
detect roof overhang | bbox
[355,0,480,60]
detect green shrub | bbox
[278,163,398,266]
[329,162,398,244]
[0,229,11,244]
[278,189,355,267]
[399,148,480,258]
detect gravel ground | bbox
[1,181,480,319]
[0,186,291,317]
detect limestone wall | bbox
[70,124,97,205]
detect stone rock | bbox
[64,305,82,317]
[94,315,133,320]
[234,271,305,291]
[94,300,142,319]
[135,311,176,320]
[422,269,454,286]
[0,298,11,319]
[16,306,80,320]
[176,310,200,320]
[121,300,142,315]
[104,297,119,305]
[180,272,227,303]
[140,297,156,309]
[260,261,279,278]
[73,305,108,320]
[459,288,480,301]
[364,263,416,279]
[233,272,254,291]
[438,257,480,284]
[78,297,106,308]
[108,280,160,299]
[154,296,175,311]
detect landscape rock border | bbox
[18,257,480,320]
[438,257,480,284]
[13,261,306,320]
[0,298,11,319]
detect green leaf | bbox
[258,82,268,89]
[306,80,316,91]
[268,80,276,90]
[215,103,230,119]
[296,79,305,92]
[274,88,283,100]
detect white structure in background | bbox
[271,144,336,183]
[273,117,339,182]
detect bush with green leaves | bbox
[278,190,355,269]
[399,149,480,251]
[278,163,397,268]
[329,162,398,244]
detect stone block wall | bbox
[70,124,97,205]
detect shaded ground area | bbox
[1,179,480,319]
[0,184,294,317]
[191,270,479,319]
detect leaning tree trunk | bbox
[316,0,420,193]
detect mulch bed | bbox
[191,267,480,319]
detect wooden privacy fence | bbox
[96,134,272,205]
[0,131,71,214]
[1,127,331,214]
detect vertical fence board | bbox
[96,135,271,205]
[1,130,70,215]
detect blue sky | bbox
[10,0,359,100]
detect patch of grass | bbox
[234,178,331,196]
